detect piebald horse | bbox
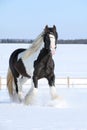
[7,25,58,105]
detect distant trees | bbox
[0,39,33,43]
[58,39,87,44]
[0,39,87,44]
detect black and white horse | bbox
[7,25,58,105]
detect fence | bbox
[0,77,87,89]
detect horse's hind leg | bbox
[13,76,24,102]
[47,75,58,100]
[10,79,21,103]
[24,77,38,105]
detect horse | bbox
[7,25,58,105]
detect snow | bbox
[0,86,87,130]
[0,44,87,130]
[54,44,87,77]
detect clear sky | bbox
[0,0,87,39]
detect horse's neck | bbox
[35,48,51,63]
[22,32,44,60]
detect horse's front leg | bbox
[17,76,28,101]
[24,76,38,105]
[47,74,59,100]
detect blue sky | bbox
[0,0,87,39]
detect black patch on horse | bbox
[33,48,55,88]
[15,58,30,78]
[9,48,30,92]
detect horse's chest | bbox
[34,55,54,78]
[22,53,40,76]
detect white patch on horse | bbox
[23,44,44,76]
[49,34,56,55]
[17,76,26,89]
[50,86,58,99]
[24,87,38,105]
[18,32,44,77]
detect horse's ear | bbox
[44,25,49,33]
[53,25,58,39]
[53,25,56,32]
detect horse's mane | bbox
[22,31,44,60]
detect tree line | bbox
[0,39,87,44]
[0,39,33,43]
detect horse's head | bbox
[43,25,58,55]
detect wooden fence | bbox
[0,77,87,89]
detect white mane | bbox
[22,31,44,60]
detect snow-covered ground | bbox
[0,85,87,130]
[0,44,87,130]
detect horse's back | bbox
[9,48,26,75]
[9,49,26,65]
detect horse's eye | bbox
[44,35,50,43]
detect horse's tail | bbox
[7,67,14,97]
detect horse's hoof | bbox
[52,95,62,100]
[23,96,31,105]
[18,92,24,102]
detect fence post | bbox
[0,76,1,89]
[67,77,70,88]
